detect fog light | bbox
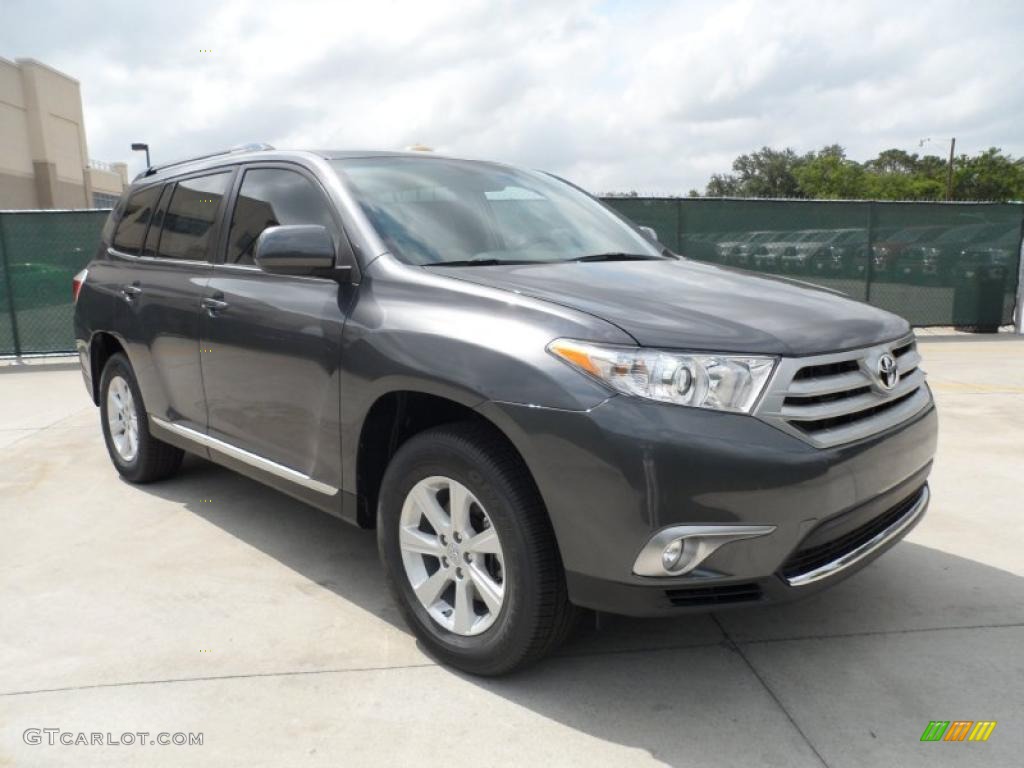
[662,539,684,571]
[633,524,777,577]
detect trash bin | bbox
[952,265,1007,333]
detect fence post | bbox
[0,214,24,358]
[676,199,684,253]
[863,201,876,305]
[1015,222,1024,334]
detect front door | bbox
[199,165,349,486]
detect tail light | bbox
[72,268,88,303]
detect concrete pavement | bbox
[1,339,1022,767]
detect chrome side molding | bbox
[149,416,337,496]
[784,485,929,587]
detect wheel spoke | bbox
[400,526,442,557]
[412,485,450,536]
[448,480,472,534]
[413,568,450,606]
[466,527,500,554]
[398,475,506,637]
[469,564,503,614]
[452,577,475,634]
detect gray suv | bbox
[73,147,937,674]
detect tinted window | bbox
[112,185,161,254]
[142,185,173,256]
[157,172,231,261]
[226,169,338,265]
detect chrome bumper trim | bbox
[784,485,929,587]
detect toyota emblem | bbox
[877,353,899,391]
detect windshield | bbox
[331,157,662,266]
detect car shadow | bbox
[136,454,1024,766]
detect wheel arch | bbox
[354,389,547,533]
[87,331,128,405]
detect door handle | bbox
[201,297,229,315]
[120,283,141,302]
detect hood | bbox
[437,258,909,355]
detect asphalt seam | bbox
[0,662,440,698]
[0,405,94,450]
[3,621,1022,699]
[713,614,831,768]
[735,620,1024,646]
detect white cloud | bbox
[2,0,1021,192]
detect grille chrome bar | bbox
[754,335,931,448]
[787,369,871,397]
[781,369,925,422]
[796,387,930,447]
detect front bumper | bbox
[479,391,937,616]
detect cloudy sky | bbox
[2,0,1022,193]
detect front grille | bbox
[665,583,762,607]
[792,359,859,381]
[793,390,917,434]
[755,336,931,447]
[780,486,925,580]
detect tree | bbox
[864,173,943,201]
[701,145,1024,202]
[862,149,945,200]
[793,145,868,199]
[864,149,923,175]
[705,147,805,198]
[953,148,1024,201]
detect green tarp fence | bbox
[603,197,1023,330]
[1,200,1022,355]
[0,210,110,356]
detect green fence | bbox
[603,198,1023,329]
[0,210,110,356]
[1,200,1022,355]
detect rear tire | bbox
[99,353,183,484]
[378,422,576,675]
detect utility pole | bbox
[946,137,956,201]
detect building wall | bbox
[0,56,125,209]
[0,58,38,207]
[88,164,128,196]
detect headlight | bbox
[547,339,776,413]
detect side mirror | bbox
[638,225,660,243]
[254,225,338,277]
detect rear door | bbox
[200,163,348,487]
[111,170,234,428]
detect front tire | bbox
[99,353,183,483]
[378,423,576,675]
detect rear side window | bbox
[112,186,161,254]
[142,185,173,256]
[226,168,338,265]
[157,172,232,261]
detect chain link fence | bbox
[0,210,110,356]
[603,197,1024,330]
[1,200,1022,356]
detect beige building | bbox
[0,57,127,209]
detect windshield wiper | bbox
[426,258,536,267]
[568,252,664,263]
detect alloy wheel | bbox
[106,375,139,462]
[398,476,506,636]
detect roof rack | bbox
[140,142,275,178]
